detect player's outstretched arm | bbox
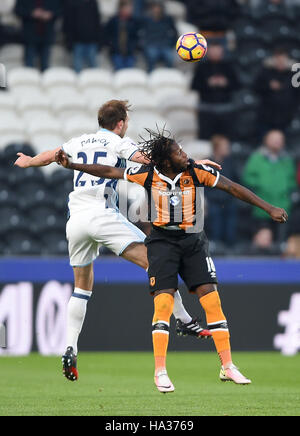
[216,175,288,223]
[14,147,61,168]
[55,149,125,180]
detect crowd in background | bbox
[1,0,179,72]
[0,0,300,257]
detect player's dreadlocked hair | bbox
[138,126,176,173]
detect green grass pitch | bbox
[0,352,299,416]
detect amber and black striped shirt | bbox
[124,160,220,232]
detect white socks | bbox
[66,288,92,355]
[173,290,192,324]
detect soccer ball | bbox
[176,33,207,63]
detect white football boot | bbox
[220,364,252,385]
[154,369,175,393]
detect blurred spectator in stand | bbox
[105,0,140,71]
[248,226,282,256]
[205,135,239,246]
[63,0,102,73]
[243,130,297,241]
[15,0,62,71]
[133,0,146,17]
[284,204,300,257]
[0,0,22,45]
[191,42,240,139]
[140,1,177,72]
[0,22,22,46]
[254,49,298,136]
[0,23,4,46]
[284,159,300,257]
[0,0,16,15]
[184,0,240,49]
[253,227,273,250]
[285,234,300,257]
[252,0,295,19]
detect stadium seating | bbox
[10,165,45,191]
[130,112,169,136]
[119,90,158,117]
[231,89,260,141]
[97,0,188,24]
[286,117,300,152]
[233,16,261,42]
[7,67,42,95]
[48,169,73,209]
[165,1,187,21]
[42,67,78,98]
[0,91,16,111]
[148,68,189,98]
[63,116,98,140]
[0,44,23,69]
[158,93,199,117]
[97,0,119,21]
[0,105,17,126]
[85,89,118,115]
[233,109,258,142]
[125,126,140,143]
[31,133,65,157]
[7,230,42,256]
[2,142,35,165]
[184,139,212,160]
[39,230,68,255]
[0,113,25,149]
[50,90,87,123]
[114,68,148,94]
[0,0,16,15]
[26,115,61,137]
[17,91,52,122]
[0,164,69,253]
[78,69,113,93]
[168,111,198,142]
[0,0,299,257]
[175,20,198,38]
[51,45,70,68]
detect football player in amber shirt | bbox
[56,128,288,393]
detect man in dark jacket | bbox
[192,42,239,104]
[63,0,102,73]
[205,134,239,245]
[15,0,62,71]
[191,42,240,138]
[185,0,239,39]
[141,1,177,72]
[254,49,299,135]
[105,0,140,70]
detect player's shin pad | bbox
[152,321,170,334]
[152,321,170,363]
[208,321,229,332]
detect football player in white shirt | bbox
[15,100,220,381]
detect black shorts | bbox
[144,227,218,294]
